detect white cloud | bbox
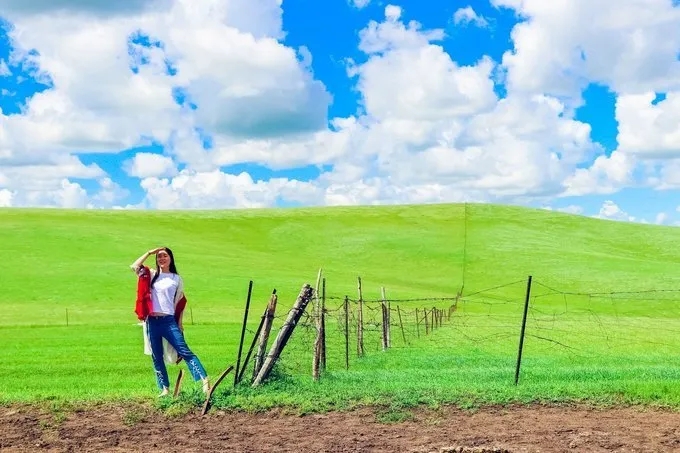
[124,152,178,178]
[0,189,13,207]
[655,212,668,225]
[595,200,636,222]
[493,0,680,101]
[0,0,171,18]
[1,0,679,210]
[0,60,10,77]
[562,151,636,196]
[125,3,618,207]
[139,169,321,209]
[0,0,330,207]
[328,6,601,200]
[350,0,371,9]
[453,6,489,28]
[616,92,680,158]
[560,205,584,215]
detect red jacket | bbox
[135,265,187,325]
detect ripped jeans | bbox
[146,315,208,389]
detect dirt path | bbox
[2,402,680,452]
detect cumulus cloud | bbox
[616,92,680,158]
[0,0,171,18]
[492,0,680,100]
[2,0,680,210]
[350,0,371,9]
[0,60,10,76]
[453,6,489,28]
[124,153,178,178]
[0,0,330,207]
[595,200,637,222]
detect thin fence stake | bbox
[397,305,406,344]
[514,275,533,386]
[313,268,323,381]
[357,276,364,356]
[344,295,349,370]
[236,307,267,384]
[321,277,326,371]
[65,308,69,327]
[234,280,253,387]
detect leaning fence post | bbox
[514,275,533,385]
[397,305,406,344]
[253,289,277,381]
[252,284,314,387]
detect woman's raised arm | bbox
[130,247,163,274]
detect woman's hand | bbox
[148,247,164,255]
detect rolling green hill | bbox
[2,203,680,409]
[1,202,678,326]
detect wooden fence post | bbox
[252,289,278,381]
[252,284,314,387]
[381,286,389,351]
[415,308,420,338]
[424,308,429,335]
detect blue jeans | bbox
[146,315,208,389]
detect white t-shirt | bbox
[150,271,182,316]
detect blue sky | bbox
[0,0,679,224]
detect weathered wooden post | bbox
[424,308,429,335]
[252,283,314,387]
[252,289,278,381]
[415,308,420,338]
[381,286,390,349]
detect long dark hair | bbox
[151,247,179,286]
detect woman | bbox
[130,247,210,397]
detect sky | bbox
[0,0,680,224]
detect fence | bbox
[227,271,680,391]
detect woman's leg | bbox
[163,319,209,390]
[146,318,170,394]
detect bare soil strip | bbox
[2,402,680,452]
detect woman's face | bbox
[157,250,171,268]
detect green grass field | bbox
[3,202,680,413]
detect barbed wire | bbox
[227,277,680,385]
